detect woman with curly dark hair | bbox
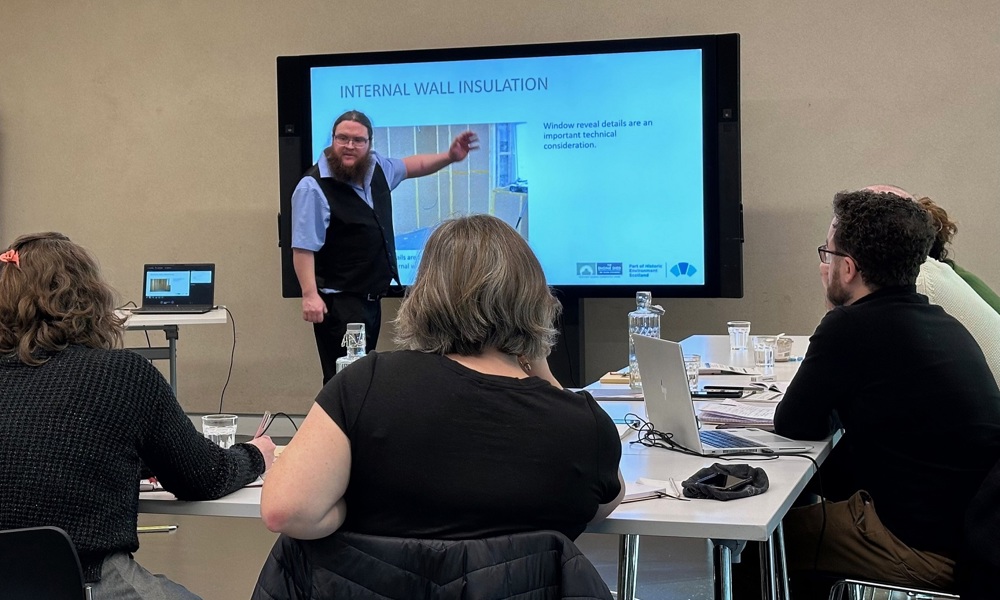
[917,196,1000,314]
[0,232,275,599]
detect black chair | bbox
[0,526,90,599]
[252,529,613,600]
[828,578,959,599]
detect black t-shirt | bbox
[316,350,622,540]
[775,286,1000,557]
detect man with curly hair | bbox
[771,189,1000,594]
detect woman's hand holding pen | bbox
[248,436,276,471]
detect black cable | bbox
[116,301,154,348]
[628,412,829,579]
[628,413,830,579]
[218,306,237,413]
[625,413,779,461]
[260,412,299,436]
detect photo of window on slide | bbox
[386,122,528,285]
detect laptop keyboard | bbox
[699,429,766,449]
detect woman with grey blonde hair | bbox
[262,214,623,545]
[394,212,562,367]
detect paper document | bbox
[622,481,668,503]
[140,475,264,493]
[616,424,635,440]
[699,362,761,376]
[584,387,643,399]
[139,479,163,492]
[698,400,776,426]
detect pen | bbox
[137,525,177,533]
[254,411,272,439]
[692,390,744,398]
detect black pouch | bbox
[682,463,769,501]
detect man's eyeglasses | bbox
[333,134,370,147]
[817,244,852,264]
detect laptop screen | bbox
[142,264,215,307]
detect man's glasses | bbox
[817,244,852,264]
[333,134,370,147]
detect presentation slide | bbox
[308,49,705,286]
[145,271,192,297]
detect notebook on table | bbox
[631,334,812,455]
[131,264,216,314]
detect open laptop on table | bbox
[131,263,216,314]
[632,334,812,455]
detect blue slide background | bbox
[309,49,705,286]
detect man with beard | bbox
[291,110,478,384]
[768,189,1000,595]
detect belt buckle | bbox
[366,292,381,302]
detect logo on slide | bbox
[577,263,596,276]
[670,262,698,277]
[596,262,623,276]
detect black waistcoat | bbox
[307,161,398,294]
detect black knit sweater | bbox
[0,346,265,582]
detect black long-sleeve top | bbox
[0,347,264,582]
[775,286,1000,558]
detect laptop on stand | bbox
[131,264,216,314]
[631,334,812,455]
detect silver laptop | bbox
[131,263,216,314]
[631,334,812,455]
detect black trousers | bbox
[312,292,381,385]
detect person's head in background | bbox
[861,184,958,262]
[862,183,914,200]
[394,214,562,359]
[917,196,958,262]
[326,109,374,183]
[0,232,124,365]
[820,190,936,307]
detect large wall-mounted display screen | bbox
[277,33,742,298]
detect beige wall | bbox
[2,1,998,414]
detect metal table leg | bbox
[164,325,178,395]
[128,324,179,396]
[775,522,791,600]
[713,541,733,600]
[760,534,779,600]
[617,534,640,600]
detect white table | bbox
[139,486,260,518]
[593,334,821,600]
[121,309,228,394]
[140,335,828,600]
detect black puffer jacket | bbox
[251,530,613,600]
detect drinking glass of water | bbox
[683,354,701,392]
[752,336,777,374]
[727,320,751,350]
[201,414,238,449]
